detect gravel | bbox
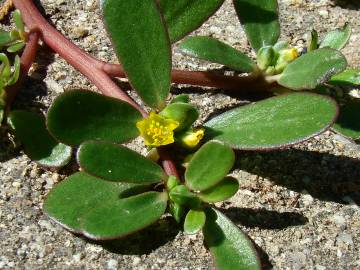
[0,0,360,269]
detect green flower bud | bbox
[256,46,277,70]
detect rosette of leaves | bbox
[306,24,360,141]
[0,10,27,53]
[177,0,360,142]
[27,0,342,269]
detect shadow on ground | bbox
[223,207,308,229]
[84,217,180,255]
[235,148,360,204]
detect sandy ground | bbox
[0,0,359,269]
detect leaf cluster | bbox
[2,1,360,269]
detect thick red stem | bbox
[96,58,268,92]
[158,147,180,178]
[12,0,146,116]
[5,31,40,112]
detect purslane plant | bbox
[178,0,359,141]
[0,0,354,269]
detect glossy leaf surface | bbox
[233,0,280,51]
[102,0,171,109]
[204,93,338,150]
[184,209,206,235]
[185,141,235,191]
[44,172,148,233]
[78,141,165,184]
[169,185,200,207]
[199,177,239,203]
[47,90,142,146]
[160,102,199,131]
[279,48,347,90]
[320,23,351,50]
[82,192,168,240]
[329,69,360,87]
[203,208,261,270]
[8,110,72,167]
[159,0,225,43]
[333,101,360,140]
[179,36,256,72]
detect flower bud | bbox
[256,46,277,70]
[178,128,205,148]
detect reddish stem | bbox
[5,31,40,112]
[12,0,146,116]
[158,147,180,178]
[98,61,269,91]
[14,0,268,94]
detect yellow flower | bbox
[136,112,179,147]
[180,128,205,148]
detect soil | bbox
[0,0,359,269]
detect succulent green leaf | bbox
[333,101,360,140]
[7,41,25,53]
[81,191,168,240]
[160,102,199,131]
[0,53,11,80]
[0,30,12,45]
[278,48,347,90]
[77,141,165,184]
[184,209,206,235]
[101,0,171,109]
[44,172,149,233]
[203,208,261,270]
[8,110,72,168]
[329,69,360,87]
[171,94,190,104]
[185,141,235,191]
[8,55,20,86]
[169,185,200,207]
[233,0,280,51]
[199,177,239,203]
[179,36,256,72]
[13,10,25,33]
[307,30,319,52]
[204,93,338,150]
[47,90,142,146]
[159,0,225,43]
[320,23,351,50]
[169,201,186,223]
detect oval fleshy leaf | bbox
[203,208,261,270]
[77,141,165,184]
[8,110,72,168]
[81,191,168,240]
[329,69,360,87]
[333,101,360,140]
[233,0,280,51]
[101,0,171,109]
[159,0,225,43]
[47,90,142,146]
[185,141,235,191]
[278,48,347,90]
[199,177,239,203]
[184,209,206,235]
[179,36,256,72]
[44,172,149,233]
[204,93,338,150]
[320,23,351,50]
